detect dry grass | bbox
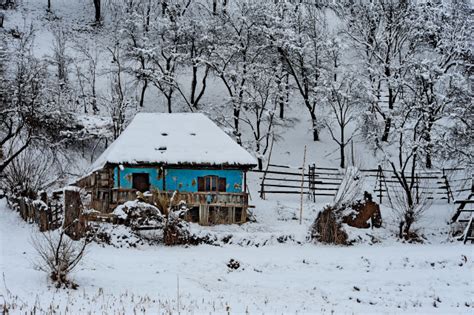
[310,206,348,245]
[152,191,182,215]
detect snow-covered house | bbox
[76,113,257,225]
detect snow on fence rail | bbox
[252,164,472,204]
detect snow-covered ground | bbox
[1,197,473,314]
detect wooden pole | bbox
[299,146,307,225]
[260,134,275,200]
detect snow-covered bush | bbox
[163,210,196,246]
[113,200,164,230]
[87,223,145,248]
[163,210,216,246]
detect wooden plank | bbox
[263,177,318,183]
[259,190,310,194]
[268,163,303,170]
[312,187,339,191]
[454,200,474,204]
[251,169,310,177]
[263,183,312,189]
[258,190,336,196]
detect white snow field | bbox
[1,197,473,315]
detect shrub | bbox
[31,228,88,288]
[113,200,164,229]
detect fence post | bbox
[38,192,49,231]
[299,146,307,225]
[63,188,86,240]
[471,173,473,193]
[377,165,383,204]
[442,168,451,203]
[415,173,420,204]
[308,163,316,202]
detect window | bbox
[132,173,150,192]
[198,176,226,192]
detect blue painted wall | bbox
[114,166,243,193]
[114,167,164,190]
[165,168,243,193]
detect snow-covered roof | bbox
[89,113,257,171]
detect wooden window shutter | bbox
[197,177,205,191]
[218,177,226,192]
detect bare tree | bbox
[119,0,156,108]
[72,38,100,114]
[208,1,271,144]
[173,5,212,111]
[408,0,473,168]
[239,63,286,170]
[275,3,329,141]
[324,76,360,169]
[0,27,41,173]
[31,228,89,288]
[107,45,125,139]
[342,1,414,142]
[390,183,431,241]
[2,148,59,198]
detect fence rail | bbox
[10,192,63,232]
[254,164,472,205]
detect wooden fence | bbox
[253,164,472,204]
[11,192,63,232]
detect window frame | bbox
[198,175,226,192]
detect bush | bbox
[163,211,216,246]
[31,228,88,288]
[2,148,57,199]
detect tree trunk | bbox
[212,0,217,15]
[310,111,319,141]
[424,122,433,169]
[340,127,345,168]
[167,92,172,113]
[234,106,241,144]
[426,150,432,169]
[93,0,101,24]
[190,63,198,109]
[139,79,148,108]
[403,215,413,240]
[340,144,345,169]
[399,221,404,239]
[381,117,391,142]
